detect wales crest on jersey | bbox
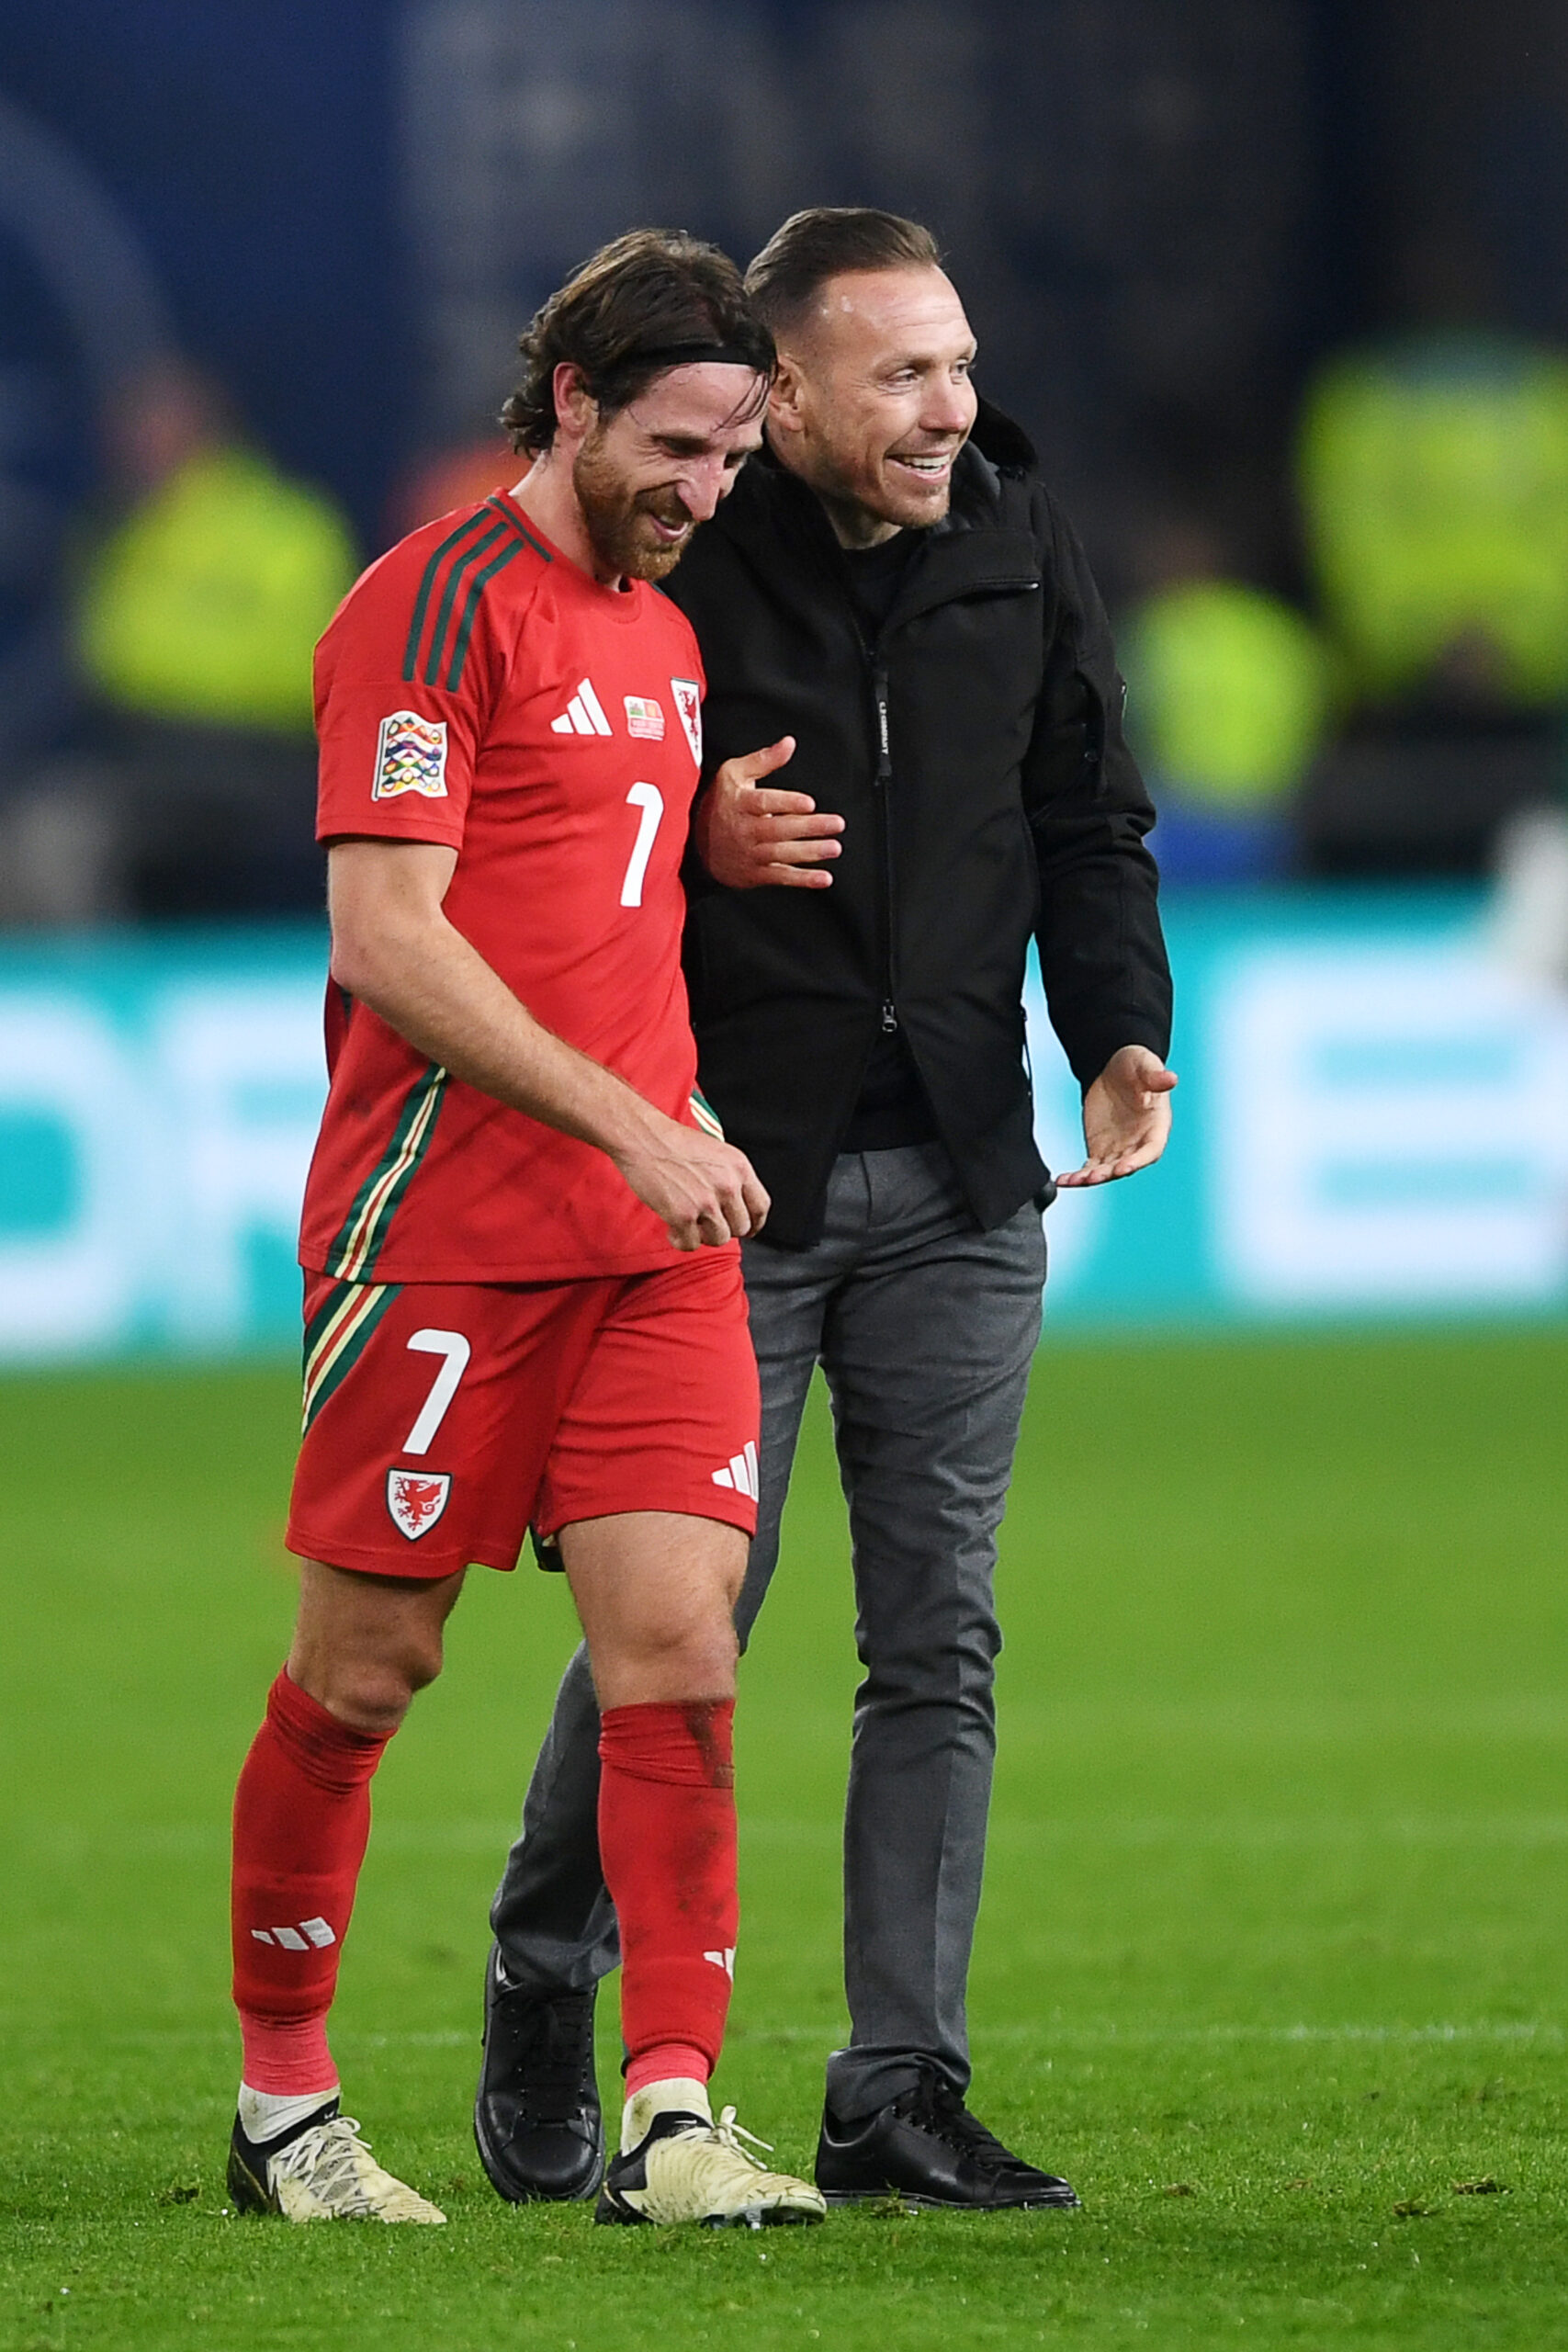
[671,678,702,767]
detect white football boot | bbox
[228,2099,446,2224]
[595,2081,826,2229]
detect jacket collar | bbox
[705,396,1039,619]
[717,393,1036,566]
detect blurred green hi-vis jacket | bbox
[78,445,358,735]
[1299,332,1568,708]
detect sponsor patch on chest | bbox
[373,710,448,800]
[624,695,665,741]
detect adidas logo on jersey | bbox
[251,1917,336,1951]
[711,1441,760,1500]
[550,678,613,736]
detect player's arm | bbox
[326,835,767,1249]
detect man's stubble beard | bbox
[796,436,953,544]
[572,433,692,583]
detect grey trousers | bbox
[489,1141,1047,2120]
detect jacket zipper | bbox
[871,656,898,1033]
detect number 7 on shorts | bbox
[402,1329,470,1454]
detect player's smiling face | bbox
[572,363,768,582]
[770,266,978,548]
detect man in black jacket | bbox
[476,209,1175,2212]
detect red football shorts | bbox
[286,1250,760,1580]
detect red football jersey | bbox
[298,491,720,1283]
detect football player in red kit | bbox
[226,232,823,2230]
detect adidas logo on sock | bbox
[251,1917,336,1951]
[703,1947,737,1977]
[711,1442,759,1501]
[549,678,613,736]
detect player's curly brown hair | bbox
[502,229,775,455]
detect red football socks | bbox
[624,2042,714,2101]
[231,1669,390,2095]
[598,1700,738,2085]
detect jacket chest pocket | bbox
[898,591,1043,775]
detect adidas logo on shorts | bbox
[711,1442,759,1501]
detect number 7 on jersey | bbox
[620,782,664,908]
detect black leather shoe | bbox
[473,1946,604,2202]
[815,2064,1079,2209]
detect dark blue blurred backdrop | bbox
[6,5,1565,533]
[4,0,1567,757]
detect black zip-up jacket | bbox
[664,399,1173,1249]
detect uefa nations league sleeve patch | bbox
[373,710,449,800]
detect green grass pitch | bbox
[3,1326,1567,2350]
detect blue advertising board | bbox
[2,888,1566,1364]
[1029,887,1568,1331]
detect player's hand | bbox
[1055,1044,1177,1187]
[694,736,844,889]
[611,1114,771,1249]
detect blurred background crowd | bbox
[3,0,1568,938]
[5,0,1568,1360]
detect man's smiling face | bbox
[571,361,767,582]
[772,266,979,547]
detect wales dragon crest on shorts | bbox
[387,1467,451,1539]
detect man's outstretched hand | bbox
[1055,1044,1177,1187]
[694,736,845,889]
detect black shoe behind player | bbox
[815,2063,1079,2209]
[473,1945,604,2202]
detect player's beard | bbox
[573,432,694,582]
